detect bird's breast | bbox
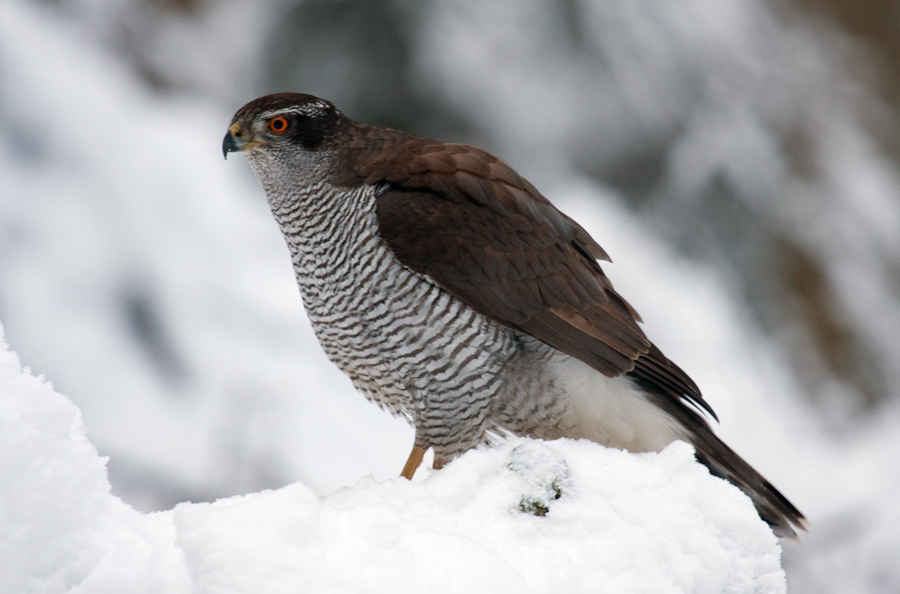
[267,184,516,421]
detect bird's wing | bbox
[347,137,714,419]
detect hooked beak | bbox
[222,133,240,159]
[222,122,263,159]
[222,122,242,159]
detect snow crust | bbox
[0,325,189,594]
[0,325,785,593]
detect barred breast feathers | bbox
[259,181,517,453]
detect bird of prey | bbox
[223,93,806,539]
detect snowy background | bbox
[1,0,899,591]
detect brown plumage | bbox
[224,92,807,540]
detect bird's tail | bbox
[687,423,808,541]
[628,353,807,540]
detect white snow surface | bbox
[0,325,785,593]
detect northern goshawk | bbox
[223,93,806,539]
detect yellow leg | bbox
[400,445,426,479]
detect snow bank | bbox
[0,324,189,594]
[0,325,785,593]
[175,439,786,594]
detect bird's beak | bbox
[223,122,244,159]
[223,122,266,159]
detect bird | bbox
[223,92,807,540]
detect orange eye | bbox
[267,116,289,134]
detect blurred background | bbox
[1,0,899,590]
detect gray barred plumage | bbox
[223,92,807,540]
[270,180,517,460]
[264,176,584,463]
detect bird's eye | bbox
[267,117,289,134]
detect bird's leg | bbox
[400,445,426,479]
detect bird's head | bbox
[223,93,348,180]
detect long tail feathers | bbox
[629,368,807,541]
[689,424,807,541]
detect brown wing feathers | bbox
[364,137,656,372]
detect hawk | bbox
[223,93,806,539]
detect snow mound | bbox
[0,324,189,594]
[0,325,785,593]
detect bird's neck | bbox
[267,180,379,292]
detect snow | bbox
[174,440,785,594]
[0,325,189,594]
[0,325,785,592]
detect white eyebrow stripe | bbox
[260,103,329,120]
